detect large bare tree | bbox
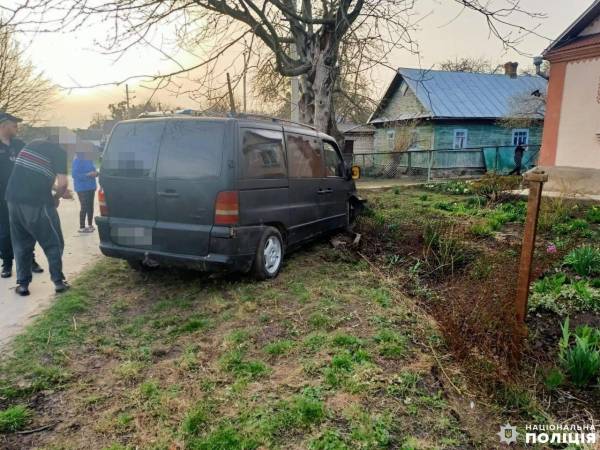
[0,24,56,123]
[1,0,543,135]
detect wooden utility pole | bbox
[125,84,131,112]
[226,73,237,114]
[515,169,549,325]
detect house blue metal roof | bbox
[371,68,548,123]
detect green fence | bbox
[351,145,541,181]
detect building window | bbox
[387,129,395,151]
[453,129,468,149]
[512,129,529,146]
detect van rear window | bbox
[102,121,164,178]
[157,121,225,179]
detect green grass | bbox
[219,349,269,380]
[0,405,31,432]
[263,339,294,356]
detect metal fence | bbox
[350,144,541,181]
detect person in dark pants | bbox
[0,112,44,278]
[508,144,525,176]
[72,151,98,233]
[5,139,71,296]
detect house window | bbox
[512,129,529,146]
[387,129,395,151]
[453,129,468,149]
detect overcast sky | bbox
[19,0,593,128]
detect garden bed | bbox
[356,177,600,427]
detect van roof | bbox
[120,112,337,141]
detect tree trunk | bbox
[297,31,343,144]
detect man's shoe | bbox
[54,281,70,293]
[16,285,30,296]
[1,266,11,278]
[32,261,44,274]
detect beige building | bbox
[539,0,600,194]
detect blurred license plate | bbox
[111,226,153,246]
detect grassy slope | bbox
[4,184,596,449]
[0,238,484,449]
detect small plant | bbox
[470,174,520,202]
[559,318,600,387]
[563,246,600,277]
[529,277,600,316]
[544,368,565,391]
[532,273,566,296]
[264,339,294,356]
[470,221,494,237]
[0,405,31,433]
[422,223,470,276]
[585,205,600,223]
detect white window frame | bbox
[453,129,468,149]
[512,129,529,146]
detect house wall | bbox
[553,57,600,169]
[373,121,542,152]
[373,83,425,121]
[433,122,543,149]
[345,133,374,153]
[373,122,434,152]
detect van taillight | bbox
[215,191,239,225]
[98,188,108,216]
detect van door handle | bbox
[158,190,180,198]
[317,188,333,195]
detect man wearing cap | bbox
[5,135,71,296]
[0,112,44,279]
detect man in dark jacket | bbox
[0,112,43,278]
[6,138,71,296]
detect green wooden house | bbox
[367,67,548,174]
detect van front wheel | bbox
[253,227,284,280]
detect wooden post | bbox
[515,169,549,324]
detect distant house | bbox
[539,0,600,194]
[369,66,548,159]
[338,122,375,160]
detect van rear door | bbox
[154,119,228,257]
[100,120,164,250]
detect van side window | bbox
[102,121,164,177]
[157,120,225,179]
[286,133,324,178]
[323,141,344,177]
[241,129,286,179]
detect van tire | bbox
[252,227,284,280]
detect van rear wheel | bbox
[253,227,284,280]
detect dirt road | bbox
[0,198,100,348]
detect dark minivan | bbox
[96,115,362,279]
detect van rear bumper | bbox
[96,217,262,272]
